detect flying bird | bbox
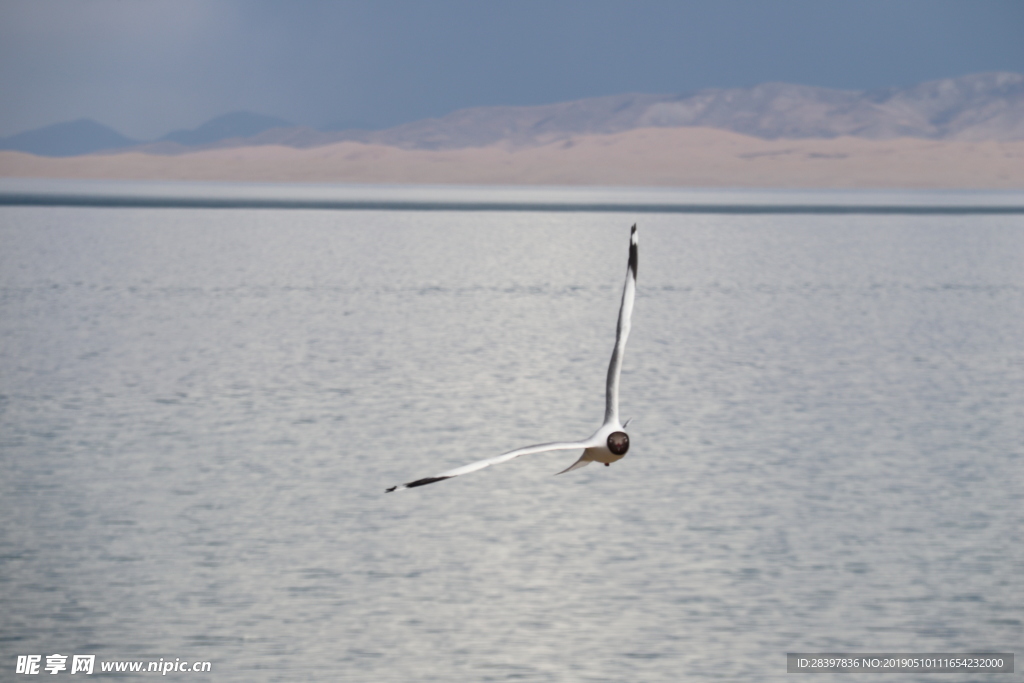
[386,224,638,492]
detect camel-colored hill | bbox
[2,126,1023,189]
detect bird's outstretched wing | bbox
[604,224,638,425]
[555,452,594,475]
[386,440,593,492]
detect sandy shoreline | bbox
[2,126,1023,189]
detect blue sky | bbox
[1,0,1022,139]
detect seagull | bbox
[386,224,638,492]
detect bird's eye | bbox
[607,431,629,455]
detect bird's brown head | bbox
[607,431,630,455]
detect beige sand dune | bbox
[2,126,1023,188]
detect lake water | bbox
[1,192,1022,681]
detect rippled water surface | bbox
[1,204,1022,681]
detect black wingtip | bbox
[406,476,453,488]
[386,475,452,492]
[628,225,638,279]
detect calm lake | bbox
[1,187,1022,681]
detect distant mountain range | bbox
[158,112,292,147]
[0,119,139,157]
[3,72,1023,157]
[0,112,293,157]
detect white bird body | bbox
[387,225,638,492]
[556,421,629,473]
